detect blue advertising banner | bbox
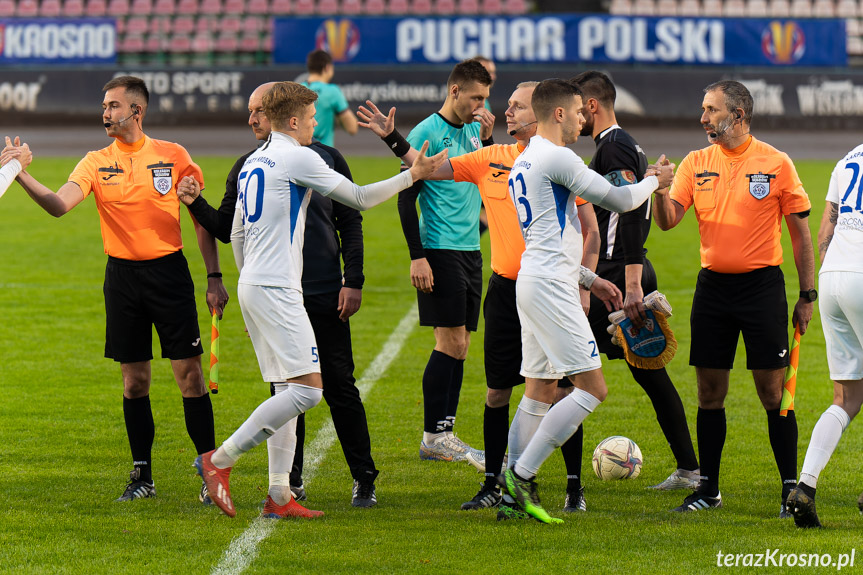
[0,19,116,64]
[273,14,846,67]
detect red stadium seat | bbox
[790,0,812,16]
[215,31,239,52]
[119,33,145,52]
[724,0,745,16]
[480,0,501,12]
[242,15,264,32]
[262,32,272,51]
[196,15,216,32]
[677,0,700,15]
[364,0,386,12]
[608,0,633,14]
[16,0,39,17]
[746,0,769,16]
[387,0,408,12]
[169,32,192,51]
[247,0,269,12]
[813,0,835,16]
[0,0,14,16]
[191,31,213,52]
[768,0,790,15]
[240,31,261,51]
[220,15,242,33]
[64,0,86,15]
[412,0,432,14]
[40,0,62,17]
[126,16,150,34]
[199,0,222,14]
[150,16,172,34]
[108,0,132,15]
[292,0,313,12]
[457,0,479,13]
[701,0,723,14]
[176,0,198,14]
[153,0,176,14]
[342,0,363,12]
[225,0,245,12]
[173,14,195,33]
[131,0,154,14]
[86,0,108,14]
[317,0,338,13]
[837,0,858,17]
[435,0,457,11]
[270,0,291,12]
[502,0,526,12]
[656,0,678,14]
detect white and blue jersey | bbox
[232,132,346,290]
[822,143,863,274]
[510,135,602,285]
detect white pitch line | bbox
[211,304,418,575]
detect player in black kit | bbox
[571,71,700,491]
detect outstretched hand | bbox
[177,175,201,205]
[408,141,448,182]
[1,136,32,170]
[645,154,675,192]
[357,100,395,138]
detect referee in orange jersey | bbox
[10,76,229,503]
[653,80,816,515]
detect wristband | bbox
[382,129,411,158]
[579,266,598,289]
[207,272,223,279]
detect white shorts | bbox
[516,275,602,379]
[238,283,321,381]
[819,271,863,381]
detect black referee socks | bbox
[123,394,155,483]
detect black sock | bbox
[483,403,509,487]
[445,358,465,432]
[696,407,726,497]
[291,412,306,486]
[629,365,699,471]
[124,395,155,483]
[767,409,798,500]
[183,393,215,455]
[560,423,583,492]
[422,350,457,433]
[798,482,816,500]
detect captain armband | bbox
[579,266,598,289]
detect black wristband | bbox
[481,136,495,146]
[382,129,411,158]
[207,272,223,279]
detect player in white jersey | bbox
[785,143,863,528]
[499,79,675,523]
[189,82,447,519]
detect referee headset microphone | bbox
[708,111,741,139]
[103,104,140,128]
[508,120,537,136]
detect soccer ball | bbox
[592,436,643,480]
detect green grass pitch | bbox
[1,156,861,574]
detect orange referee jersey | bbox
[450,143,586,280]
[69,136,204,261]
[669,136,810,274]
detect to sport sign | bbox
[0,19,116,64]
[273,14,845,67]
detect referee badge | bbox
[148,161,175,195]
[470,136,480,150]
[747,172,775,200]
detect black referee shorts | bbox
[588,257,659,360]
[483,272,524,390]
[417,249,482,332]
[689,265,790,371]
[103,250,203,363]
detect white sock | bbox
[216,383,322,466]
[423,431,444,444]
[267,383,298,505]
[507,396,551,467]
[800,404,851,488]
[515,388,601,479]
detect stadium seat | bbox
[220,15,242,33]
[341,0,362,10]
[40,0,62,17]
[678,0,700,15]
[502,0,525,12]
[247,0,268,12]
[457,0,479,13]
[387,0,408,12]
[317,0,338,13]
[150,16,172,34]
[434,0,455,11]
[746,0,769,16]
[701,0,723,14]
[16,0,39,16]
[0,0,14,17]
[86,0,108,13]
[412,0,432,13]
[656,0,678,14]
[131,0,154,14]
[790,0,813,16]
[364,0,385,12]
[293,0,314,13]
[837,0,858,16]
[63,0,86,15]
[240,31,261,51]
[262,32,273,51]
[631,0,656,15]
[108,0,132,15]
[126,16,150,34]
[241,14,264,32]
[224,0,245,12]
[176,0,198,13]
[119,33,146,53]
[813,0,835,16]
[768,0,790,15]
[724,0,745,16]
[848,34,863,54]
[480,0,501,11]
[173,14,195,33]
[608,0,633,14]
[196,15,216,32]
[199,0,222,14]
[215,31,239,52]
[847,17,860,34]
[153,0,176,14]
[191,31,213,52]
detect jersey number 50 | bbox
[238,167,266,225]
[509,172,532,229]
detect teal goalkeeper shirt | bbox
[302,81,349,147]
[406,113,483,251]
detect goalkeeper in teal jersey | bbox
[396,59,495,467]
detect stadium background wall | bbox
[2,66,863,128]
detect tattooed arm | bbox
[817,201,838,264]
